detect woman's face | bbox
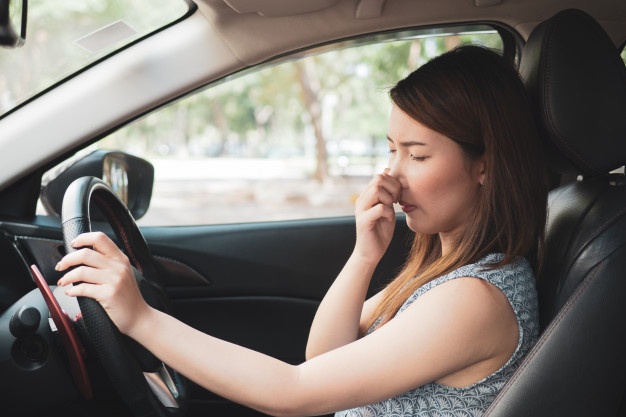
[387,105,485,249]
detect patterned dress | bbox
[335,253,539,417]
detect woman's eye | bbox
[388,149,397,155]
[410,154,427,162]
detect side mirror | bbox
[0,0,27,48]
[41,150,154,221]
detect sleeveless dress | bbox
[335,253,539,417]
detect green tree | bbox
[101,30,503,183]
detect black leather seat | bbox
[485,9,626,417]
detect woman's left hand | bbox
[55,231,150,335]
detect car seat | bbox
[484,8,626,417]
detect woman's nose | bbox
[386,160,407,189]
[387,159,401,178]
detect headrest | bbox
[519,9,626,176]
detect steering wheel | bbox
[61,176,188,417]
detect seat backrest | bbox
[485,9,626,417]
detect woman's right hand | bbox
[55,232,150,337]
[353,168,402,265]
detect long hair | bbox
[362,45,548,334]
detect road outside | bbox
[137,158,383,226]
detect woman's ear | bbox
[476,156,487,186]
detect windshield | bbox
[0,0,189,118]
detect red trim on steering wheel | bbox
[30,264,93,400]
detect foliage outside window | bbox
[79,28,503,226]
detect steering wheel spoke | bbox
[144,363,180,409]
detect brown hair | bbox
[362,45,548,334]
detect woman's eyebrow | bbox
[386,136,426,147]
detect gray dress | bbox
[335,253,539,417]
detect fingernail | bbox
[55,262,60,271]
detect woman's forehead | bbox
[388,106,451,148]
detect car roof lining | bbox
[196,0,626,68]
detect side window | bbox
[76,27,503,226]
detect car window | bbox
[0,0,189,118]
[42,26,503,226]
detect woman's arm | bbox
[305,252,378,360]
[305,171,401,359]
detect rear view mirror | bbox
[0,0,27,48]
[41,150,154,221]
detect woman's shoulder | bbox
[430,253,533,288]
[399,253,536,314]
[466,253,534,283]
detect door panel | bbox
[9,214,411,416]
[142,215,412,416]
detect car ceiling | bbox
[0,0,624,195]
[196,0,626,67]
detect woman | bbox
[56,45,548,417]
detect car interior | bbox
[0,1,626,417]
[486,8,626,416]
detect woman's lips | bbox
[398,200,416,213]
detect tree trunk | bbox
[294,58,328,182]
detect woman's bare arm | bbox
[305,171,401,359]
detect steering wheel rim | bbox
[61,176,187,417]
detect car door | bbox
[141,217,412,416]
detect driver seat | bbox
[484,9,626,417]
